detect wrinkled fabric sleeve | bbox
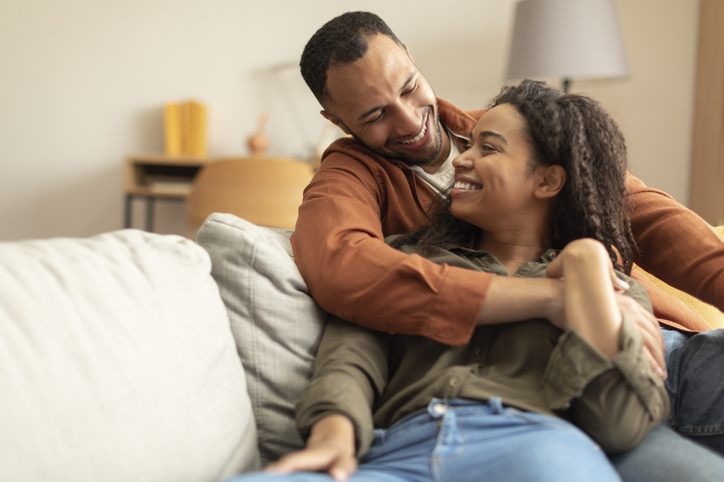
[295,317,392,458]
[627,172,724,312]
[540,278,669,453]
[292,150,491,346]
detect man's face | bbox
[322,34,448,169]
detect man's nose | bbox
[393,105,422,136]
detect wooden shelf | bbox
[125,154,210,198]
[123,153,315,232]
[124,153,212,231]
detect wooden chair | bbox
[186,157,314,237]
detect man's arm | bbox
[292,144,569,346]
[477,276,563,327]
[627,172,724,312]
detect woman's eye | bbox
[482,144,495,151]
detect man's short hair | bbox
[300,11,403,105]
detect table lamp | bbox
[505,0,629,93]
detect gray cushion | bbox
[0,229,258,482]
[196,213,328,466]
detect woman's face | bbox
[450,103,542,231]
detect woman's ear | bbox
[535,165,566,199]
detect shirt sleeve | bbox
[540,279,669,453]
[295,317,392,458]
[627,172,724,312]
[291,149,492,346]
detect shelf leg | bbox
[146,197,155,232]
[124,195,132,229]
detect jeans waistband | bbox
[426,397,505,419]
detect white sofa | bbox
[0,213,329,482]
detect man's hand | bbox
[265,415,357,481]
[615,293,667,380]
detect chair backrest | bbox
[187,157,314,236]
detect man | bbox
[290,11,724,481]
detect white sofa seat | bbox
[0,229,258,482]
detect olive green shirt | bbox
[296,243,669,456]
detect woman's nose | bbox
[452,153,472,169]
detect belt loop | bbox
[488,397,504,414]
[372,428,386,446]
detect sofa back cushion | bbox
[0,230,258,482]
[196,213,328,466]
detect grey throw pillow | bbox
[196,213,328,466]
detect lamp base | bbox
[562,78,571,93]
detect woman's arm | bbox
[543,239,669,453]
[265,318,392,480]
[545,238,626,358]
[266,414,357,482]
[293,317,393,471]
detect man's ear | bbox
[403,43,415,63]
[320,110,351,135]
[535,165,566,199]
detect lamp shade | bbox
[505,0,629,83]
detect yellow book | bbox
[180,101,193,156]
[163,103,182,156]
[187,100,208,158]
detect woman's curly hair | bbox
[392,79,637,274]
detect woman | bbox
[230,80,668,482]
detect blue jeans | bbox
[662,327,724,453]
[227,399,724,482]
[608,422,724,481]
[229,398,621,482]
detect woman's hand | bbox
[546,241,629,292]
[265,415,357,481]
[546,239,624,359]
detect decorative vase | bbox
[248,113,269,156]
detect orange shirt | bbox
[292,99,721,344]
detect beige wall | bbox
[0,0,699,240]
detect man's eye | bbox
[366,112,384,124]
[403,81,419,96]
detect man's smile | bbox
[390,112,432,151]
[399,123,427,144]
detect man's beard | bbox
[347,111,444,167]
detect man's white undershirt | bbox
[409,126,463,200]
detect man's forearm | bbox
[627,172,724,311]
[477,276,564,327]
